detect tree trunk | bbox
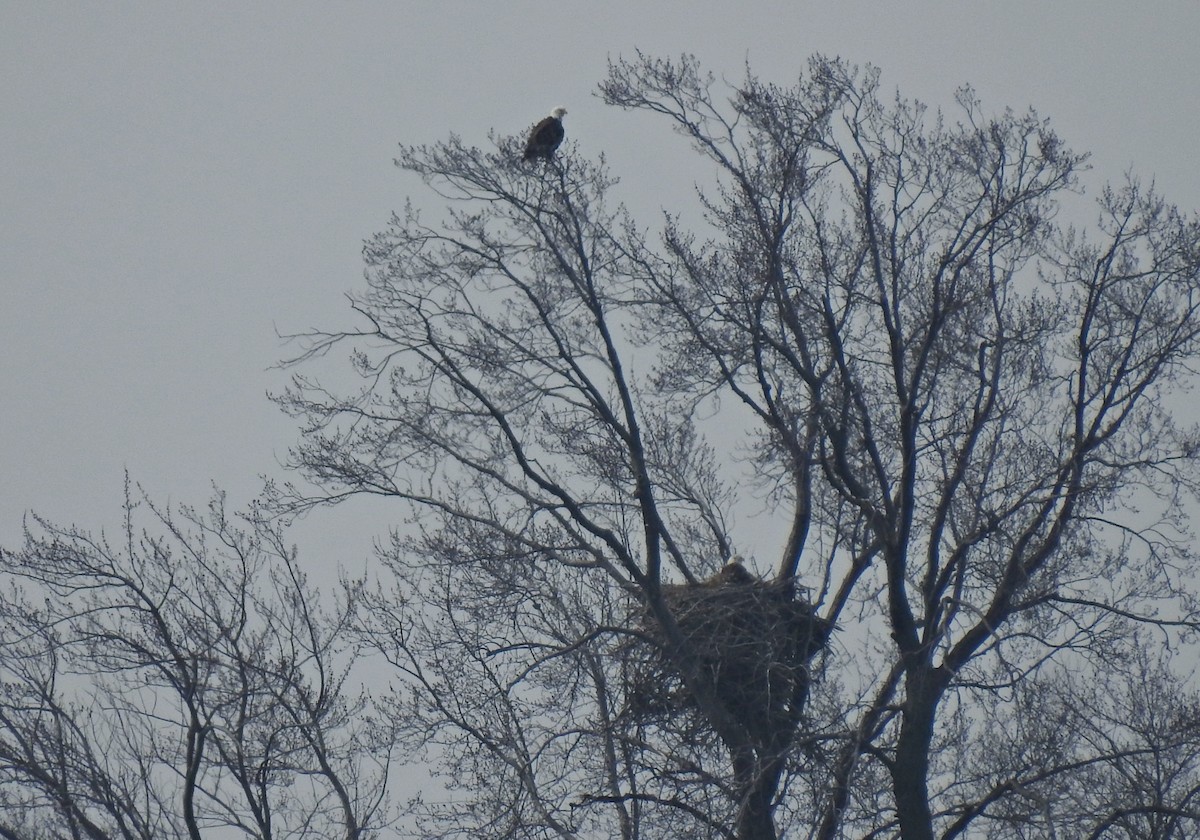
[892,666,945,840]
[733,748,779,840]
[736,796,777,840]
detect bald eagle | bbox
[712,557,754,586]
[523,107,567,161]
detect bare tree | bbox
[0,481,392,839]
[274,53,1200,839]
[937,642,1200,839]
[1072,651,1200,840]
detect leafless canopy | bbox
[271,54,1200,839]
[0,482,392,839]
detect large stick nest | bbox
[622,563,833,739]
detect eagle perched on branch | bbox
[523,107,567,161]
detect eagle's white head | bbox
[551,106,567,120]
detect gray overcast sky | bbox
[3,2,1199,560]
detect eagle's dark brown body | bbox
[523,108,566,161]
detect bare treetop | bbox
[270,53,1200,839]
